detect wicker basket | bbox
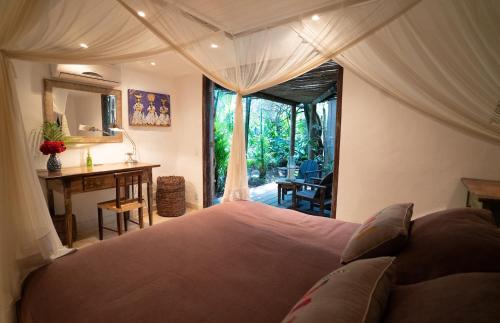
[156,176,186,217]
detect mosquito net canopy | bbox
[1,0,499,321]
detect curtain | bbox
[0,52,72,323]
[0,1,168,321]
[119,0,420,200]
[335,0,500,143]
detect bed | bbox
[18,201,359,323]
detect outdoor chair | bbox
[292,172,333,216]
[296,160,322,184]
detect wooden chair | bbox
[97,170,145,240]
[296,160,322,184]
[292,172,333,216]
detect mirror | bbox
[43,79,122,143]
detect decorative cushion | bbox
[281,257,395,323]
[393,208,500,284]
[341,203,414,264]
[384,273,500,323]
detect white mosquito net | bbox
[1,0,499,321]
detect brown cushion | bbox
[394,208,500,284]
[383,273,500,323]
[341,203,414,264]
[281,257,395,323]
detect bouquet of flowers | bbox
[39,140,66,155]
[39,122,67,155]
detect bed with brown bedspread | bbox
[18,201,359,323]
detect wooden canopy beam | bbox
[245,92,299,107]
[311,84,336,105]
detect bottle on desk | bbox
[86,149,93,168]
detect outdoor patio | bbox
[213,182,331,217]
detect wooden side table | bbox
[461,178,500,226]
[277,180,295,204]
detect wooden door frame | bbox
[330,66,343,219]
[202,66,344,218]
[202,76,215,208]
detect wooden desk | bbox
[462,178,500,226]
[37,163,160,247]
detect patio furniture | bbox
[277,180,295,204]
[292,172,333,216]
[297,160,322,184]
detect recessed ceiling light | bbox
[79,43,89,49]
[210,43,219,49]
[311,14,320,21]
[137,11,146,17]
[150,62,156,66]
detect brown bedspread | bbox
[19,201,359,323]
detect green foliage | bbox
[41,122,66,142]
[213,92,333,194]
[213,90,234,194]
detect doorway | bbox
[202,62,343,217]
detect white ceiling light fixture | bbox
[150,62,156,66]
[79,43,89,49]
[210,43,219,49]
[137,11,146,18]
[311,14,320,21]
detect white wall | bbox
[336,69,500,223]
[14,59,500,228]
[13,60,203,235]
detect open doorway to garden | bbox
[202,61,343,217]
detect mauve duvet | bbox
[19,201,359,323]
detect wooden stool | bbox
[97,170,145,240]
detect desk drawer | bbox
[83,175,115,192]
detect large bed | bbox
[19,202,359,323]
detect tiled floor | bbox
[73,208,197,249]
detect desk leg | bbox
[124,185,130,231]
[63,180,73,248]
[47,187,55,216]
[147,170,153,226]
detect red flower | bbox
[39,141,66,155]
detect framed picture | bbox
[128,89,171,127]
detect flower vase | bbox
[47,153,62,172]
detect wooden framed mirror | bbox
[43,79,123,144]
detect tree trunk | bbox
[290,104,296,160]
[305,103,324,160]
[259,105,265,178]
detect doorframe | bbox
[202,76,215,208]
[330,65,343,219]
[202,65,344,218]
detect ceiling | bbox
[121,51,199,77]
[170,0,344,35]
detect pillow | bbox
[393,208,500,284]
[281,257,395,323]
[383,273,500,323]
[341,203,414,264]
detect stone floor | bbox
[73,208,197,249]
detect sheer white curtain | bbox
[0,52,71,323]
[119,0,421,201]
[335,0,500,143]
[0,1,168,321]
